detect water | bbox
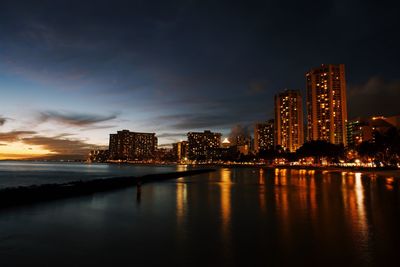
[0,161,179,188]
[0,166,399,266]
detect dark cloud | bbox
[0,131,36,142]
[53,133,75,138]
[1,1,399,91]
[247,81,268,95]
[39,111,118,127]
[156,132,187,138]
[22,135,97,157]
[152,94,273,132]
[156,132,187,143]
[229,124,252,144]
[0,117,6,126]
[82,125,117,131]
[348,77,400,118]
[0,130,99,159]
[154,113,241,131]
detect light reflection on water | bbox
[219,168,232,233]
[342,172,371,262]
[176,178,187,225]
[258,169,266,213]
[0,167,399,266]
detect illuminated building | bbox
[187,130,221,160]
[254,119,274,153]
[109,130,157,160]
[306,64,348,145]
[173,141,188,162]
[235,135,251,147]
[370,114,400,132]
[274,90,304,152]
[347,114,400,147]
[236,135,252,155]
[88,149,109,163]
[222,138,231,148]
[346,119,373,148]
[154,147,174,162]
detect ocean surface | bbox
[0,161,181,188]
[0,162,400,266]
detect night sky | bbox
[0,0,399,158]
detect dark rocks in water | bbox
[0,169,215,209]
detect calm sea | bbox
[0,163,399,266]
[0,161,180,188]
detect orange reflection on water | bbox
[299,169,307,179]
[290,169,299,176]
[274,168,280,185]
[386,177,394,191]
[342,172,369,254]
[274,168,290,240]
[219,169,232,231]
[296,172,308,212]
[274,168,288,186]
[176,179,187,225]
[259,168,266,212]
[177,165,188,172]
[355,173,367,231]
[217,169,234,264]
[259,168,265,185]
[308,174,317,220]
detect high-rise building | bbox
[254,119,274,153]
[274,89,304,152]
[109,130,157,160]
[173,141,188,162]
[306,64,348,145]
[187,130,221,160]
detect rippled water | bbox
[0,167,399,266]
[0,161,179,188]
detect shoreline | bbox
[2,159,399,176]
[263,165,400,177]
[178,163,400,177]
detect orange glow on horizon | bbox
[0,142,54,160]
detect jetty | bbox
[0,169,215,208]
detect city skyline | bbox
[1,0,400,159]
[1,60,399,160]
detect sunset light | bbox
[0,142,53,160]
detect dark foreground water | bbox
[0,166,399,266]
